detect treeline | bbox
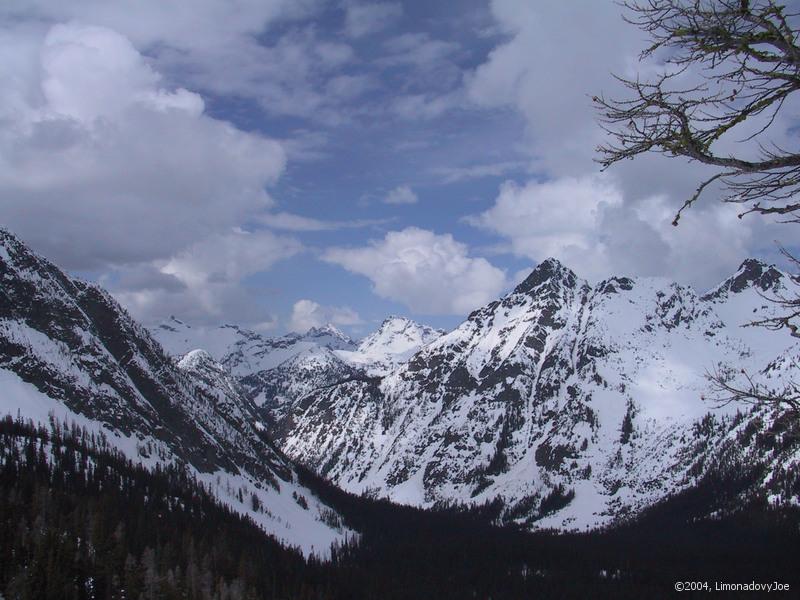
[0,415,333,600]
[1,414,799,599]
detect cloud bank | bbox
[0,22,286,270]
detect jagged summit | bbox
[307,323,346,336]
[237,315,446,409]
[731,258,784,291]
[595,276,635,295]
[373,315,435,333]
[708,258,785,297]
[0,226,95,306]
[303,323,355,348]
[0,227,21,245]
[381,314,404,322]
[510,257,788,307]
[377,314,411,328]
[365,316,445,344]
[512,257,578,296]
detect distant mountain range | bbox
[154,318,357,376]
[2,226,799,547]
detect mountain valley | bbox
[2,227,799,598]
[150,255,800,531]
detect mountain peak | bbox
[730,258,783,293]
[513,257,577,295]
[375,315,420,333]
[702,258,785,301]
[369,315,445,340]
[351,316,444,372]
[0,228,37,262]
[380,315,410,326]
[0,226,22,245]
[0,227,14,243]
[177,348,216,370]
[306,323,347,339]
[302,324,356,350]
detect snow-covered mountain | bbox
[267,258,800,529]
[5,222,798,540]
[232,318,442,430]
[153,318,356,377]
[0,229,350,556]
[154,314,444,417]
[337,316,445,375]
[241,345,362,425]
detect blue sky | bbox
[1,0,797,336]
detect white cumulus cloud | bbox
[0,1,359,123]
[468,174,787,288]
[161,229,302,287]
[467,0,641,176]
[466,0,799,288]
[467,175,624,277]
[322,227,507,315]
[0,22,286,271]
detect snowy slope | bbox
[0,229,350,556]
[268,258,800,529]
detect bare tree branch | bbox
[707,364,800,414]
[597,2,800,417]
[595,0,800,222]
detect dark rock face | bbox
[0,229,290,482]
[513,258,577,296]
[729,259,784,293]
[701,258,785,301]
